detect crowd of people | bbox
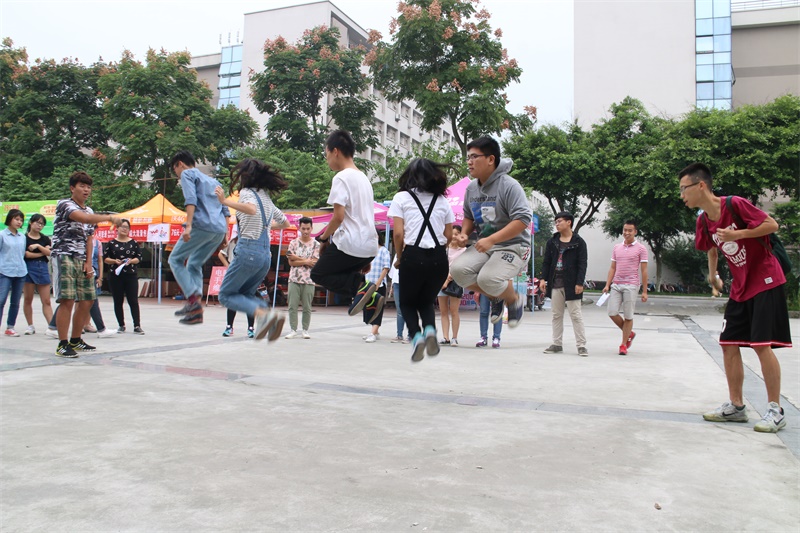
[0,132,790,433]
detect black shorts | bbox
[720,284,792,349]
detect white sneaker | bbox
[285,330,299,340]
[302,330,311,339]
[450,338,458,347]
[754,402,787,433]
[4,328,20,337]
[97,329,118,338]
[24,325,36,335]
[365,334,378,343]
[45,328,58,338]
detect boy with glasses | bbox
[450,136,531,329]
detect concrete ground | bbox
[1,294,798,532]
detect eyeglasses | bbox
[679,182,701,193]
[466,154,487,162]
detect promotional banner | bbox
[0,200,59,236]
[207,266,227,297]
[147,223,171,243]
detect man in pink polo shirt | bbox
[602,221,648,356]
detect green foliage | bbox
[250,26,377,154]
[99,48,257,202]
[661,95,800,202]
[228,143,334,210]
[661,237,728,291]
[1,39,109,187]
[773,200,800,248]
[368,139,466,202]
[531,202,554,277]
[368,0,522,156]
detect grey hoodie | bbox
[463,158,532,247]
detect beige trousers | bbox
[550,287,587,349]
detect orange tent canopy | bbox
[99,194,186,226]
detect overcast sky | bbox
[0,0,575,125]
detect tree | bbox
[368,0,522,156]
[228,143,334,210]
[250,26,377,154]
[99,48,257,206]
[368,139,466,202]
[1,39,111,197]
[663,95,800,202]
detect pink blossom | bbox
[458,61,467,72]
[313,68,321,78]
[389,18,398,35]
[428,0,442,20]
[443,27,454,40]
[524,105,538,119]
[426,78,440,92]
[364,49,378,66]
[494,28,503,38]
[368,29,382,44]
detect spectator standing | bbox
[476,292,503,348]
[310,130,379,319]
[388,253,408,343]
[539,211,589,356]
[168,150,230,325]
[437,224,467,346]
[362,232,391,343]
[602,221,648,355]
[389,158,455,362]
[22,214,53,334]
[0,209,27,337]
[285,217,319,339]
[105,219,144,334]
[680,162,790,433]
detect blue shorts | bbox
[24,260,51,286]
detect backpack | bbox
[703,196,792,276]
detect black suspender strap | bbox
[407,190,439,248]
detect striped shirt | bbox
[611,241,648,286]
[236,188,287,240]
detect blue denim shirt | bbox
[180,168,230,234]
[0,228,28,277]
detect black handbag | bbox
[442,279,463,298]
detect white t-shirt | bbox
[327,167,378,258]
[388,189,455,249]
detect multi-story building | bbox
[572,0,799,282]
[190,1,457,166]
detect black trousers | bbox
[227,308,254,329]
[109,274,140,328]
[310,242,373,297]
[398,245,449,338]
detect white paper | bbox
[114,258,130,276]
[596,292,609,307]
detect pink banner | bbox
[207,266,227,296]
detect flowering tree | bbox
[250,25,377,154]
[367,0,522,156]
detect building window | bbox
[695,0,732,110]
[218,45,243,109]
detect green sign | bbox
[0,200,59,236]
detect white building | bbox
[190,0,457,166]
[572,0,799,283]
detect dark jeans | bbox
[398,245,448,338]
[50,301,106,332]
[109,274,140,328]
[310,242,373,297]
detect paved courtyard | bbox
[1,295,798,531]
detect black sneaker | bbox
[507,296,524,328]
[489,299,504,324]
[69,338,96,352]
[179,311,203,325]
[174,301,201,316]
[348,281,377,316]
[55,343,79,358]
[364,293,385,324]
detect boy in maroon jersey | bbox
[680,163,791,433]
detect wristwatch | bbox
[315,235,329,243]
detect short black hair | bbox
[170,150,196,170]
[466,136,501,169]
[69,171,93,187]
[298,217,313,227]
[555,211,574,226]
[623,220,637,230]
[5,208,24,227]
[678,162,712,189]
[27,213,46,233]
[453,224,462,232]
[377,230,385,246]
[325,130,356,159]
[398,158,451,196]
[119,218,131,228]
